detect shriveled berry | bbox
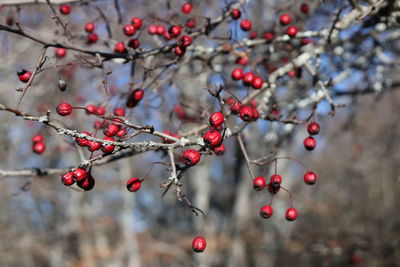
[56,102,73,116]
[192,236,206,253]
[260,205,273,218]
[253,176,266,191]
[61,172,74,186]
[304,171,317,185]
[182,148,201,166]
[307,122,320,135]
[304,136,316,151]
[285,208,298,221]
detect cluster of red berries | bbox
[61,168,95,191]
[231,68,265,89]
[304,122,320,151]
[32,134,46,154]
[225,97,259,122]
[279,14,299,38]
[84,21,99,44]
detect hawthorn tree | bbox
[0,0,399,266]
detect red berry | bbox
[75,131,91,147]
[249,31,257,39]
[162,131,180,143]
[230,9,241,20]
[181,2,193,14]
[268,183,280,194]
[236,56,248,66]
[85,22,95,33]
[114,107,126,117]
[178,35,192,47]
[186,19,196,28]
[85,104,96,114]
[126,177,141,192]
[126,39,140,49]
[95,106,106,116]
[169,25,182,38]
[77,174,95,191]
[156,25,166,35]
[270,174,282,187]
[252,76,264,89]
[104,124,119,137]
[307,122,320,135]
[304,136,316,151]
[87,140,101,152]
[286,25,299,37]
[87,33,99,44]
[203,130,222,148]
[300,3,309,13]
[61,172,75,186]
[123,24,136,36]
[114,42,127,53]
[131,17,143,29]
[213,144,225,155]
[239,106,254,122]
[304,171,317,185]
[18,69,31,83]
[209,112,224,127]
[260,205,273,219]
[6,17,14,26]
[249,100,257,108]
[55,48,67,58]
[174,46,186,57]
[285,208,298,221]
[32,134,44,144]
[242,72,255,86]
[101,137,115,153]
[192,236,206,253]
[240,19,252,31]
[182,149,201,166]
[72,168,87,183]
[226,98,243,114]
[116,128,128,137]
[279,14,292,25]
[263,31,275,41]
[56,102,73,116]
[59,4,71,15]
[148,25,157,35]
[126,89,144,108]
[32,142,46,154]
[252,108,260,121]
[231,68,243,81]
[253,176,266,191]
